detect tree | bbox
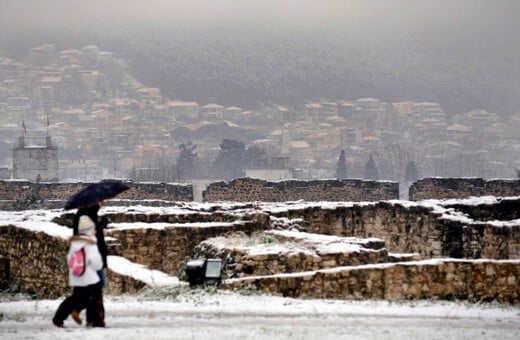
[336,149,347,179]
[177,142,198,180]
[405,160,419,182]
[364,154,379,180]
[243,145,269,169]
[212,139,246,180]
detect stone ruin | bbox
[1,197,519,303]
[191,199,520,302]
[195,230,417,279]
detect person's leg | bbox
[71,291,90,325]
[52,287,83,326]
[86,270,106,326]
[94,288,105,327]
[71,309,82,325]
[53,297,74,327]
[86,284,105,327]
[96,270,106,326]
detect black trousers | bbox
[53,283,104,327]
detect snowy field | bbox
[1,288,519,340]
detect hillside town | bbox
[1,44,519,186]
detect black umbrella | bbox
[64,180,130,210]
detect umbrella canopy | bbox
[64,180,130,210]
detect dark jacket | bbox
[73,204,109,268]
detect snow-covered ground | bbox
[1,288,519,340]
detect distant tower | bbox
[12,135,59,181]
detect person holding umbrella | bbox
[71,201,108,327]
[73,202,109,285]
[64,180,130,327]
[53,215,103,328]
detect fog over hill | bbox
[1,0,519,114]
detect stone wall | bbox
[196,232,395,278]
[3,177,520,208]
[0,225,68,298]
[0,254,10,289]
[442,197,520,221]
[0,209,268,298]
[105,221,267,275]
[2,198,520,301]
[226,259,520,303]
[0,180,193,209]
[409,178,520,201]
[202,178,399,202]
[0,225,158,298]
[267,201,520,260]
[56,199,520,268]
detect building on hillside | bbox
[445,124,473,149]
[29,44,55,66]
[200,103,225,120]
[12,136,58,181]
[78,70,99,91]
[321,102,339,117]
[338,101,360,120]
[341,127,357,146]
[287,140,313,167]
[277,106,297,122]
[223,106,243,121]
[355,98,386,129]
[465,109,501,131]
[168,101,199,120]
[136,87,162,102]
[58,49,81,66]
[113,98,131,114]
[303,102,323,122]
[81,45,100,68]
[59,159,101,181]
[97,51,114,69]
[414,102,446,123]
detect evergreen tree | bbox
[336,149,347,179]
[243,145,269,169]
[405,160,419,182]
[364,154,379,180]
[177,142,198,180]
[212,139,246,180]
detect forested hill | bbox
[2,17,519,116]
[111,24,519,115]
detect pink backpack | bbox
[68,248,86,277]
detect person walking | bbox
[72,202,108,327]
[52,215,103,328]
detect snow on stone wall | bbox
[409,178,520,200]
[1,198,520,301]
[203,177,399,202]
[226,259,520,303]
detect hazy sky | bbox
[1,0,519,114]
[1,0,518,34]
